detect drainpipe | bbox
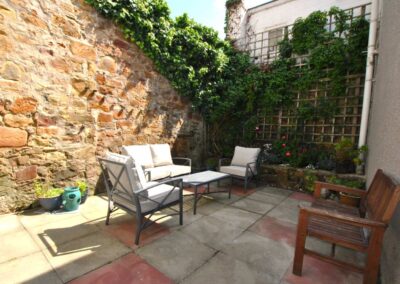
[358,0,379,148]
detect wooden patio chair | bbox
[292,169,400,284]
[98,152,183,245]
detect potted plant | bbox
[327,176,365,207]
[34,181,64,211]
[76,180,89,204]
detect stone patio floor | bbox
[0,184,365,283]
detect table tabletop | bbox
[180,170,230,186]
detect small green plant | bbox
[76,180,88,195]
[327,176,365,189]
[34,181,64,198]
[353,145,368,166]
[303,171,318,192]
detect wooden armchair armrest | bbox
[299,205,387,229]
[172,157,192,167]
[314,181,367,198]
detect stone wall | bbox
[0,0,204,213]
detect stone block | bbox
[97,112,113,123]
[4,114,33,127]
[21,10,48,30]
[37,126,60,136]
[0,34,12,55]
[52,14,80,38]
[10,97,37,114]
[15,165,37,181]
[0,127,27,147]
[17,155,29,165]
[70,40,96,60]
[51,58,71,73]
[99,56,117,73]
[35,114,57,126]
[1,61,22,81]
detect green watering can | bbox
[62,187,81,211]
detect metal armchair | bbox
[218,146,261,190]
[98,153,183,245]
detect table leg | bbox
[193,185,198,215]
[207,183,210,193]
[229,177,233,199]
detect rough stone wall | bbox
[0,0,204,213]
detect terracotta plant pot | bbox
[339,192,360,207]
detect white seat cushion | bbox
[220,165,248,177]
[145,167,171,181]
[150,144,173,167]
[168,165,191,177]
[113,183,180,213]
[145,165,191,181]
[122,145,154,169]
[231,146,261,167]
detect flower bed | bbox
[259,164,365,193]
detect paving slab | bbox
[246,191,288,205]
[19,209,80,229]
[210,207,261,229]
[0,251,62,284]
[231,198,275,215]
[137,230,216,282]
[196,200,226,216]
[283,255,362,284]
[103,216,170,249]
[43,231,131,282]
[181,215,245,250]
[70,253,173,284]
[181,251,275,284]
[267,204,300,225]
[258,186,293,197]
[27,214,100,250]
[221,231,293,282]
[249,216,297,246]
[207,191,242,205]
[0,214,24,235]
[150,210,203,231]
[0,230,41,264]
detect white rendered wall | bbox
[238,0,371,38]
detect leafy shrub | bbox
[34,182,64,198]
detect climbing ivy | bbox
[85,0,369,154]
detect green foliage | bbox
[34,182,64,198]
[86,1,369,154]
[304,171,318,192]
[327,176,365,189]
[76,180,88,194]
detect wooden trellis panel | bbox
[256,74,364,144]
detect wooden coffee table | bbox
[180,170,232,214]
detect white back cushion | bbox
[122,145,154,169]
[150,144,173,167]
[231,146,261,167]
[104,152,143,194]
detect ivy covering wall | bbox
[86,0,369,155]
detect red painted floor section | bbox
[250,216,297,246]
[69,253,173,284]
[103,217,170,249]
[283,255,362,284]
[230,185,256,196]
[289,192,315,202]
